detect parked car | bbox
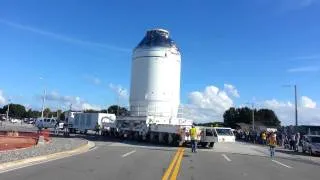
[302,135,320,155]
[10,119,22,124]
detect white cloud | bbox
[287,66,319,73]
[81,103,102,111]
[109,83,128,99]
[40,91,101,111]
[0,19,130,53]
[0,90,6,105]
[301,96,317,108]
[183,85,236,123]
[224,84,240,98]
[264,99,293,108]
[84,75,101,85]
[263,97,320,125]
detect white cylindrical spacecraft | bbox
[129,29,181,119]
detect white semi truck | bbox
[64,111,82,133]
[73,113,116,134]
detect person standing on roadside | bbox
[268,132,277,158]
[290,133,296,150]
[189,125,197,153]
[261,131,267,145]
[295,132,300,152]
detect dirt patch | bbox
[0,136,37,151]
[0,130,51,151]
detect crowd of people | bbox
[234,129,302,152]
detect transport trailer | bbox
[115,115,193,146]
[73,113,116,134]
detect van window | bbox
[216,128,233,136]
[51,119,55,123]
[205,129,214,136]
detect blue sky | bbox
[0,0,319,124]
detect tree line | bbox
[0,104,128,120]
[1,103,280,127]
[223,107,280,128]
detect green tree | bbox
[195,122,225,127]
[24,109,41,118]
[223,107,280,128]
[59,111,65,121]
[100,109,109,113]
[107,105,128,116]
[2,104,26,119]
[256,109,280,127]
[43,108,51,117]
[84,109,99,113]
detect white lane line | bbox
[88,146,98,152]
[121,150,136,158]
[272,160,293,168]
[222,154,232,162]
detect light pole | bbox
[283,84,298,127]
[117,89,122,116]
[6,99,11,121]
[39,77,47,119]
[245,102,255,130]
[41,89,46,118]
[294,85,298,127]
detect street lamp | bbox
[6,99,11,121]
[283,84,298,127]
[117,89,123,116]
[245,102,256,130]
[39,77,47,118]
[41,89,46,118]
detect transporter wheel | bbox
[133,132,139,141]
[145,133,150,142]
[154,133,160,144]
[201,142,208,148]
[209,142,215,148]
[163,133,169,145]
[172,134,181,147]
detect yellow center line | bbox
[170,148,184,180]
[162,147,182,180]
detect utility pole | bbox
[6,99,11,121]
[41,89,46,118]
[57,105,60,119]
[294,85,298,127]
[283,84,298,127]
[252,103,255,130]
[117,89,122,116]
[245,102,255,130]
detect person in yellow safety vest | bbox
[261,131,267,145]
[189,125,197,153]
[268,132,277,158]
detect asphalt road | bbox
[1,139,320,180]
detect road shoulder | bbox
[0,141,95,173]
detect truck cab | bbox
[197,126,216,148]
[213,127,236,143]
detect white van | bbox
[36,118,57,129]
[212,127,235,142]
